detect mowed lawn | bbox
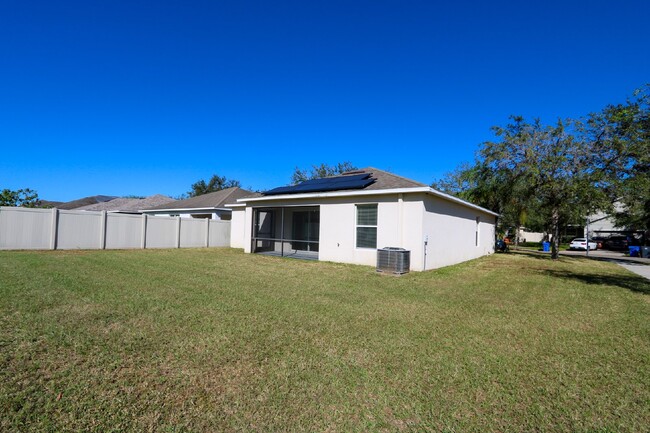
[1,249,648,432]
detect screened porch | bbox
[252,206,320,260]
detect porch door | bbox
[291,210,320,252]
[254,210,275,251]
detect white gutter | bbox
[237,187,498,217]
[140,207,232,213]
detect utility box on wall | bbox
[377,247,410,275]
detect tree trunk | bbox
[514,224,521,250]
[551,208,560,260]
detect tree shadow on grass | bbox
[543,269,650,295]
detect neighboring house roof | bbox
[56,195,118,210]
[76,195,175,212]
[142,187,255,212]
[236,167,498,216]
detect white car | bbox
[569,238,597,251]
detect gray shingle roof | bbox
[353,167,426,190]
[76,195,175,212]
[143,187,255,211]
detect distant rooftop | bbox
[142,187,256,211]
[76,194,175,212]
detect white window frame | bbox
[355,203,378,249]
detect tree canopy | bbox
[291,162,357,184]
[584,87,649,231]
[0,188,41,208]
[187,175,241,198]
[433,86,649,258]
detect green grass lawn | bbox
[1,249,648,432]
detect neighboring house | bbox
[516,228,545,243]
[76,194,175,214]
[227,168,498,272]
[42,195,118,210]
[142,187,255,220]
[585,204,625,236]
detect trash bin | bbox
[629,246,641,257]
[542,241,550,252]
[640,246,650,259]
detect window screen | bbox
[356,204,377,248]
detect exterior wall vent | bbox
[376,247,410,274]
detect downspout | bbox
[398,194,404,247]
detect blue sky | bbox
[1,1,648,201]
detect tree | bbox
[433,155,541,247]
[0,188,41,207]
[291,162,357,184]
[435,116,609,259]
[584,86,650,233]
[482,117,610,258]
[188,175,241,198]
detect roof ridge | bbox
[360,167,426,186]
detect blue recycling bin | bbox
[629,246,641,257]
[542,242,550,252]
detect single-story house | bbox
[227,168,498,271]
[141,187,255,220]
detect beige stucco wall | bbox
[420,193,496,270]
[230,208,246,249]
[236,192,496,271]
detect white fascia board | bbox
[224,203,246,208]
[140,207,231,213]
[236,187,499,217]
[236,187,431,203]
[426,188,499,217]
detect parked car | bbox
[604,236,629,250]
[591,236,607,250]
[569,238,597,251]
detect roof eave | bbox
[141,207,232,213]
[425,188,499,217]
[237,187,431,203]
[235,186,498,216]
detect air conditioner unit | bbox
[376,247,410,274]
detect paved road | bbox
[560,250,650,281]
[516,248,650,281]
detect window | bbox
[475,216,480,246]
[356,204,377,248]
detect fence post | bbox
[176,216,181,248]
[50,208,59,250]
[141,214,148,249]
[205,218,210,248]
[99,211,107,249]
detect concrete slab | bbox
[614,261,650,281]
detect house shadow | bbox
[510,250,567,261]
[542,269,650,295]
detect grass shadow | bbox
[543,269,650,295]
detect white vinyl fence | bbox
[0,207,231,250]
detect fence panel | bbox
[180,218,206,248]
[145,216,178,248]
[209,220,231,247]
[106,213,142,249]
[57,210,103,249]
[0,207,232,251]
[0,207,52,250]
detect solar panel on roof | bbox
[263,173,375,195]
